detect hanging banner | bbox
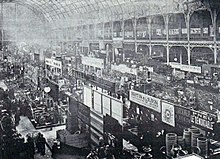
[162,102,175,127]
[129,90,161,113]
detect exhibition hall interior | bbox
[0,0,220,159]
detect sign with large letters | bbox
[175,105,191,127]
[191,110,216,130]
[129,90,161,113]
[45,58,62,69]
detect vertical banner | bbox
[94,91,102,114]
[102,95,111,116]
[162,102,175,127]
[83,86,93,108]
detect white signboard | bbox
[94,91,102,114]
[83,86,93,108]
[111,99,123,125]
[190,28,201,34]
[169,63,201,74]
[81,56,104,69]
[169,29,179,35]
[169,62,182,69]
[129,90,161,113]
[182,28,187,34]
[162,102,175,127]
[45,58,62,69]
[203,27,208,34]
[111,64,137,75]
[181,65,201,74]
[102,95,111,116]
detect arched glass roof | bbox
[4,0,183,22]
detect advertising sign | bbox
[162,102,175,127]
[175,105,191,127]
[181,65,201,74]
[129,90,161,113]
[81,56,104,69]
[45,58,62,69]
[169,62,182,69]
[190,28,201,34]
[191,110,216,130]
[111,99,123,125]
[169,62,201,74]
[111,64,138,75]
[83,86,93,108]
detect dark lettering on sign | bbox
[175,106,191,126]
[191,111,216,130]
[131,91,159,107]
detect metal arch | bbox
[84,0,96,13]
[29,0,64,20]
[13,1,49,22]
[14,0,51,21]
[60,1,71,17]
[70,3,80,14]
[22,0,47,15]
[53,1,68,18]
[43,1,63,19]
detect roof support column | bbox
[94,23,97,40]
[111,20,114,40]
[133,17,137,54]
[1,0,3,50]
[185,10,191,65]
[111,19,115,62]
[211,9,218,64]
[87,25,90,40]
[102,22,105,40]
[148,16,152,56]
[122,19,124,40]
[122,19,125,62]
[15,3,17,44]
[164,14,170,64]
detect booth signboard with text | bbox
[191,110,216,130]
[175,105,191,128]
[129,90,161,113]
[45,58,62,69]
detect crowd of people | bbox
[25,133,46,159]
